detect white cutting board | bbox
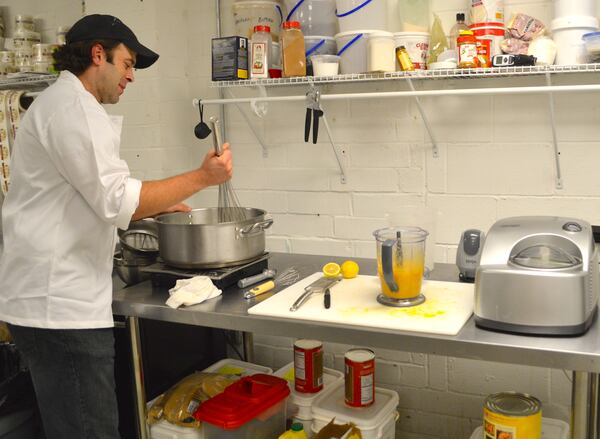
[248,273,475,335]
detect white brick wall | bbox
[5,0,600,437]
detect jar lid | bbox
[282,21,301,29]
[254,25,271,33]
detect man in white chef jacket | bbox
[0,14,232,439]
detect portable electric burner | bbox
[141,253,269,290]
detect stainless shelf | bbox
[211,63,600,88]
[0,73,58,89]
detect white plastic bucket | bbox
[335,29,378,73]
[310,382,399,439]
[335,0,387,33]
[368,32,395,72]
[470,24,505,57]
[552,15,599,65]
[392,31,429,70]
[554,0,596,19]
[284,0,338,36]
[233,1,284,42]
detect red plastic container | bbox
[194,373,290,438]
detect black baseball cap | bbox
[66,14,159,69]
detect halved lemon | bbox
[322,262,341,278]
[341,260,359,279]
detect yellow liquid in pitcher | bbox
[377,254,425,299]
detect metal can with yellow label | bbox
[483,392,542,439]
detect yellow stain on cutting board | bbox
[337,286,459,319]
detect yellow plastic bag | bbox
[147,372,237,428]
[428,14,449,64]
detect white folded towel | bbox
[166,276,222,309]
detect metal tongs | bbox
[290,276,341,312]
[304,88,323,144]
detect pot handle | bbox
[237,218,274,238]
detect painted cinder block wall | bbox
[3,0,600,437]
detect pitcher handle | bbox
[382,239,399,292]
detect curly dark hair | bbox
[53,39,121,75]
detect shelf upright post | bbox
[545,72,563,190]
[407,78,439,158]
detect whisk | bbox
[244,267,301,299]
[209,116,247,223]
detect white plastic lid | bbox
[304,35,336,42]
[551,15,599,30]
[334,29,385,39]
[311,381,399,429]
[392,31,430,37]
[274,362,344,407]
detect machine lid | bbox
[509,244,582,269]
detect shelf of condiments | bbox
[0,13,70,75]
[213,0,600,83]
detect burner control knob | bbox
[563,222,582,233]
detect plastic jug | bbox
[279,422,309,438]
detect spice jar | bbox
[457,30,478,69]
[396,45,415,71]
[281,21,306,77]
[250,25,272,79]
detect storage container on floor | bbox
[469,417,569,439]
[233,1,285,42]
[275,362,344,436]
[284,0,337,36]
[335,29,378,74]
[194,374,290,439]
[335,0,387,33]
[551,15,599,65]
[149,358,273,439]
[310,381,399,439]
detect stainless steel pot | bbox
[154,207,273,269]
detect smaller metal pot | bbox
[155,207,273,269]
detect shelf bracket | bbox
[545,72,563,190]
[225,89,270,158]
[407,78,439,158]
[307,84,347,184]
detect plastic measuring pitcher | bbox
[373,226,428,300]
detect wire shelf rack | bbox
[0,73,58,89]
[211,64,600,88]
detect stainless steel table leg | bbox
[243,332,254,363]
[571,371,599,439]
[128,316,148,439]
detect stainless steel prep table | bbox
[113,252,600,439]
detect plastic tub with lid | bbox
[469,417,569,439]
[554,0,596,19]
[274,362,344,434]
[335,29,378,74]
[335,0,386,33]
[194,374,290,439]
[284,0,337,36]
[551,15,599,65]
[233,1,285,42]
[310,381,399,439]
[392,31,429,69]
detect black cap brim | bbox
[124,39,159,69]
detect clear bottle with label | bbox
[449,13,470,50]
[250,25,272,79]
[281,21,306,77]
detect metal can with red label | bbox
[294,339,323,393]
[344,348,375,407]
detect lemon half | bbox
[322,262,341,278]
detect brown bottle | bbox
[281,21,306,77]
